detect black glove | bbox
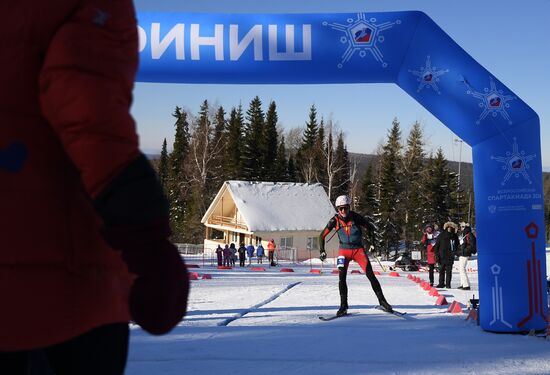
[103,220,189,335]
[94,154,189,335]
[319,237,327,261]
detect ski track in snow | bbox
[126,261,550,375]
[217,281,302,326]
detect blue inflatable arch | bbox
[136,11,547,332]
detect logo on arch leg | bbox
[466,76,516,125]
[490,137,536,185]
[323,13,400,69]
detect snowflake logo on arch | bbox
[408,55,449,94]
[467,77,516,125]
[491,137,536,185]
[323,13,400,68]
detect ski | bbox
[374,305,409,319]
[319,313,352,321]
[525,329,548,339]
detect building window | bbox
[307,237,319,250]
[231,232,238,243]
[208,228,225,241]
[280,237,293,248]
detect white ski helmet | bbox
[335,195,351,208]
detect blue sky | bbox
[131,0,550,170]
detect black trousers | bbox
[339,261,386,306]
[428,264,435,285]
[0,323,128,375]
[438,263,453,288]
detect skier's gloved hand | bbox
[94,154,189,335]
[102,219,189,335]
[319,238,327,261]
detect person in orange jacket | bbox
[267,239,277,266]
[0,1,189,373]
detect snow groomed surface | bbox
[126,262,550,374]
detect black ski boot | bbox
[336,302,349,317]
[379,299,393,313]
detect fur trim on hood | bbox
[443,221,458,230]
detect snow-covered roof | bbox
[204,181,336,232]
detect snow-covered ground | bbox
[126,259,550,375]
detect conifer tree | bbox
[170,106,190,177]
[357,164,378,215]
[263,101,279,181]
[242,96,265,181]
[402,122,425,248]
[274,136,288,181]
[357,164,382,253]
[211,106,227,186]
[424,148,452,227]
[158,138,169,188]
[302,104,318,149]
[321,123,337,200]
[378,118,402,258]
[225,106,244,180]
[315,119,327,188]
[167,107,191,241]
[287,154,297,182]
[332,131,350,199]
[296,104,320,183]
[447,170,465,224]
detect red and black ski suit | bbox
[319,211,389,309]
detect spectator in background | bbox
[0,1,189,373]
[238,243,247,267]
[229,243,237,267]
[267,239,277,267]
[246,243,255,265]
[223,244,231,267]
[256,243,265,264]
[433,222,459,288]
[457,224,477,290]
[215,244,223,266]
[421,224,439,286]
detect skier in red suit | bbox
[319,195,392,317]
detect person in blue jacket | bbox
[256,243,265,264]
[246,243,255,265]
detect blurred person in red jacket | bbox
[0,1,189,374]
[421,223,440,286]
